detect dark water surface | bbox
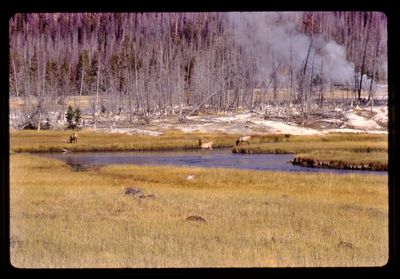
[41,148,387,175]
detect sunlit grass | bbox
[10,153,388,268]
[10,130,388,171]
[233,140,387,154]
[9,129,238,153]
[10,130,387,154]
[294,150,388,170]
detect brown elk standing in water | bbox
[236,135,251,146]
[199,139,213,150]
[69,132,78,143]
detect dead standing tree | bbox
[357,12,373,102]
[18,97,47,130]
[366,25,381,111]
[296,39,313,120]
[9,12,387,125]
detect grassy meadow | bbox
[10,129,238,153]
[9,130,388,267]
[10,153,388,268]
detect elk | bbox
[199,139,213,150]
[69,132,78,143]
[236,135,251,146]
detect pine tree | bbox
[74,107,82,129]
[66,105,75,129]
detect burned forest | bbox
[9,12,387,131]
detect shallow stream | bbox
[42,148,386,175]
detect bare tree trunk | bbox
[11,56,21,127]
[367,30,380,112]
[94,55,101,128]
[289,40,294,105]
[298,39,313,113]
[319,60,324,107]
[134,67,139,113]
[11,57,20,98]
[178,67,183,118]
[358,13,372,101]
[37,112,41,131]
[128,72,133,123]
[38,58,46,131]
[308,53,315,113]
[220,54,225,111]
[79,63,84,107]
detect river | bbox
[41,149,387,175]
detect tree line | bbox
[9,12,387,128]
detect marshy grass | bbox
[10,130,388,171]
[10,130,387,154]
[232,140,387,154]
[294,151,388,171]
[232,132,388,170]
[10,129,238,153]
[10,153,388,268]
[233,132,387,153]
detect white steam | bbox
[228,12,355,86]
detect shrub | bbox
[74,107,82,129]
[66,106,82,130]
[66,105,75,129]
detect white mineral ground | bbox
[91,104,388,136]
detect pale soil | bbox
[90,105,388,136]
[9,98,388,136]
[9,86,388,136]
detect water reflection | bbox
[42,149,387,175]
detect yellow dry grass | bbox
[295,150,388,169]
[10,130,387,154]
[10,153,388,268]
[10,129,237,153]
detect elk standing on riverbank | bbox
[69,132,78,143]
[199,139,213,150]
[236,135,251,146]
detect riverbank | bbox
[10,130,388,171]
[10,130,387,153]
[233,133,388,171]
[10,153,388,267]
[292,151,388,171]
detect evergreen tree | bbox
[65,105,75,129]
[74,107,82,129]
